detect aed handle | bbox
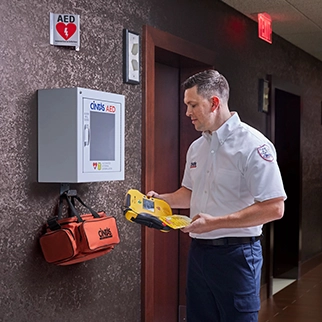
[124,193,131,208]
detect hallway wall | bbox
[1,0,322,321]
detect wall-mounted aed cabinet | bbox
[38,87,125,183]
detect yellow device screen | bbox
[123,189,191,231]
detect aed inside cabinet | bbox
[38,87,125,183]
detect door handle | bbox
[84,124,91,146]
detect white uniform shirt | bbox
[182,112,287,239]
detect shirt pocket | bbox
[213,168,241,201]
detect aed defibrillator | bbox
[123,189,191,232]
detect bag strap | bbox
[70,195,100,218]
[47,193,101,231]
[47,193,80,231]
[57,192,84,222]
[57,193,68,220]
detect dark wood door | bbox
[273,89,301,279]
[145,63,208,322]
[266,76,302,297]
[151,62,180,321]
[142,25,215,322]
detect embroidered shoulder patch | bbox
[257,144,274,162]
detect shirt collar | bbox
[202,112,241,145]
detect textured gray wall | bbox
[1,0,322,321]
[0,0,145,321]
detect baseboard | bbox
[300,251,322,277]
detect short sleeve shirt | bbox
[182,112,287,239]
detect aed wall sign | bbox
[50,13,80,51]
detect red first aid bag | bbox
[40,192,120,265]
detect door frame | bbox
[266,75,303,297]
[142,25,215,321]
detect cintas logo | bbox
[98,227,113,240]
[190,161,197,168]
[90,101,116,113]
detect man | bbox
[147,69,286,322]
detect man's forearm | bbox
[154,186,192,209]
[224,197,285,229]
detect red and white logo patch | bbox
[257,144,274,162]
[56,22,77,40]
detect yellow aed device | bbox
[123,189,191,232]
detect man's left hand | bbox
[181,213,215,234]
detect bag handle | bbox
[70,195,100,218]
[57,192,84,222]
[48,193,101,231]
[47,193,83,230]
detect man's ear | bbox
[211,96,220,111]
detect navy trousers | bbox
[186,239,262,322]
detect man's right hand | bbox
[146,191,161,199]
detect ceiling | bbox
[221,0,322,62]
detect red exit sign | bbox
[258,13,272,44]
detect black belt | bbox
[194,235,262,246]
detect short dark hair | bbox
[182,69,230,103]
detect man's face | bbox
[184,85,214,132]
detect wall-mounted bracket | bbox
[60,183,70,195]
[60,183,77,196]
